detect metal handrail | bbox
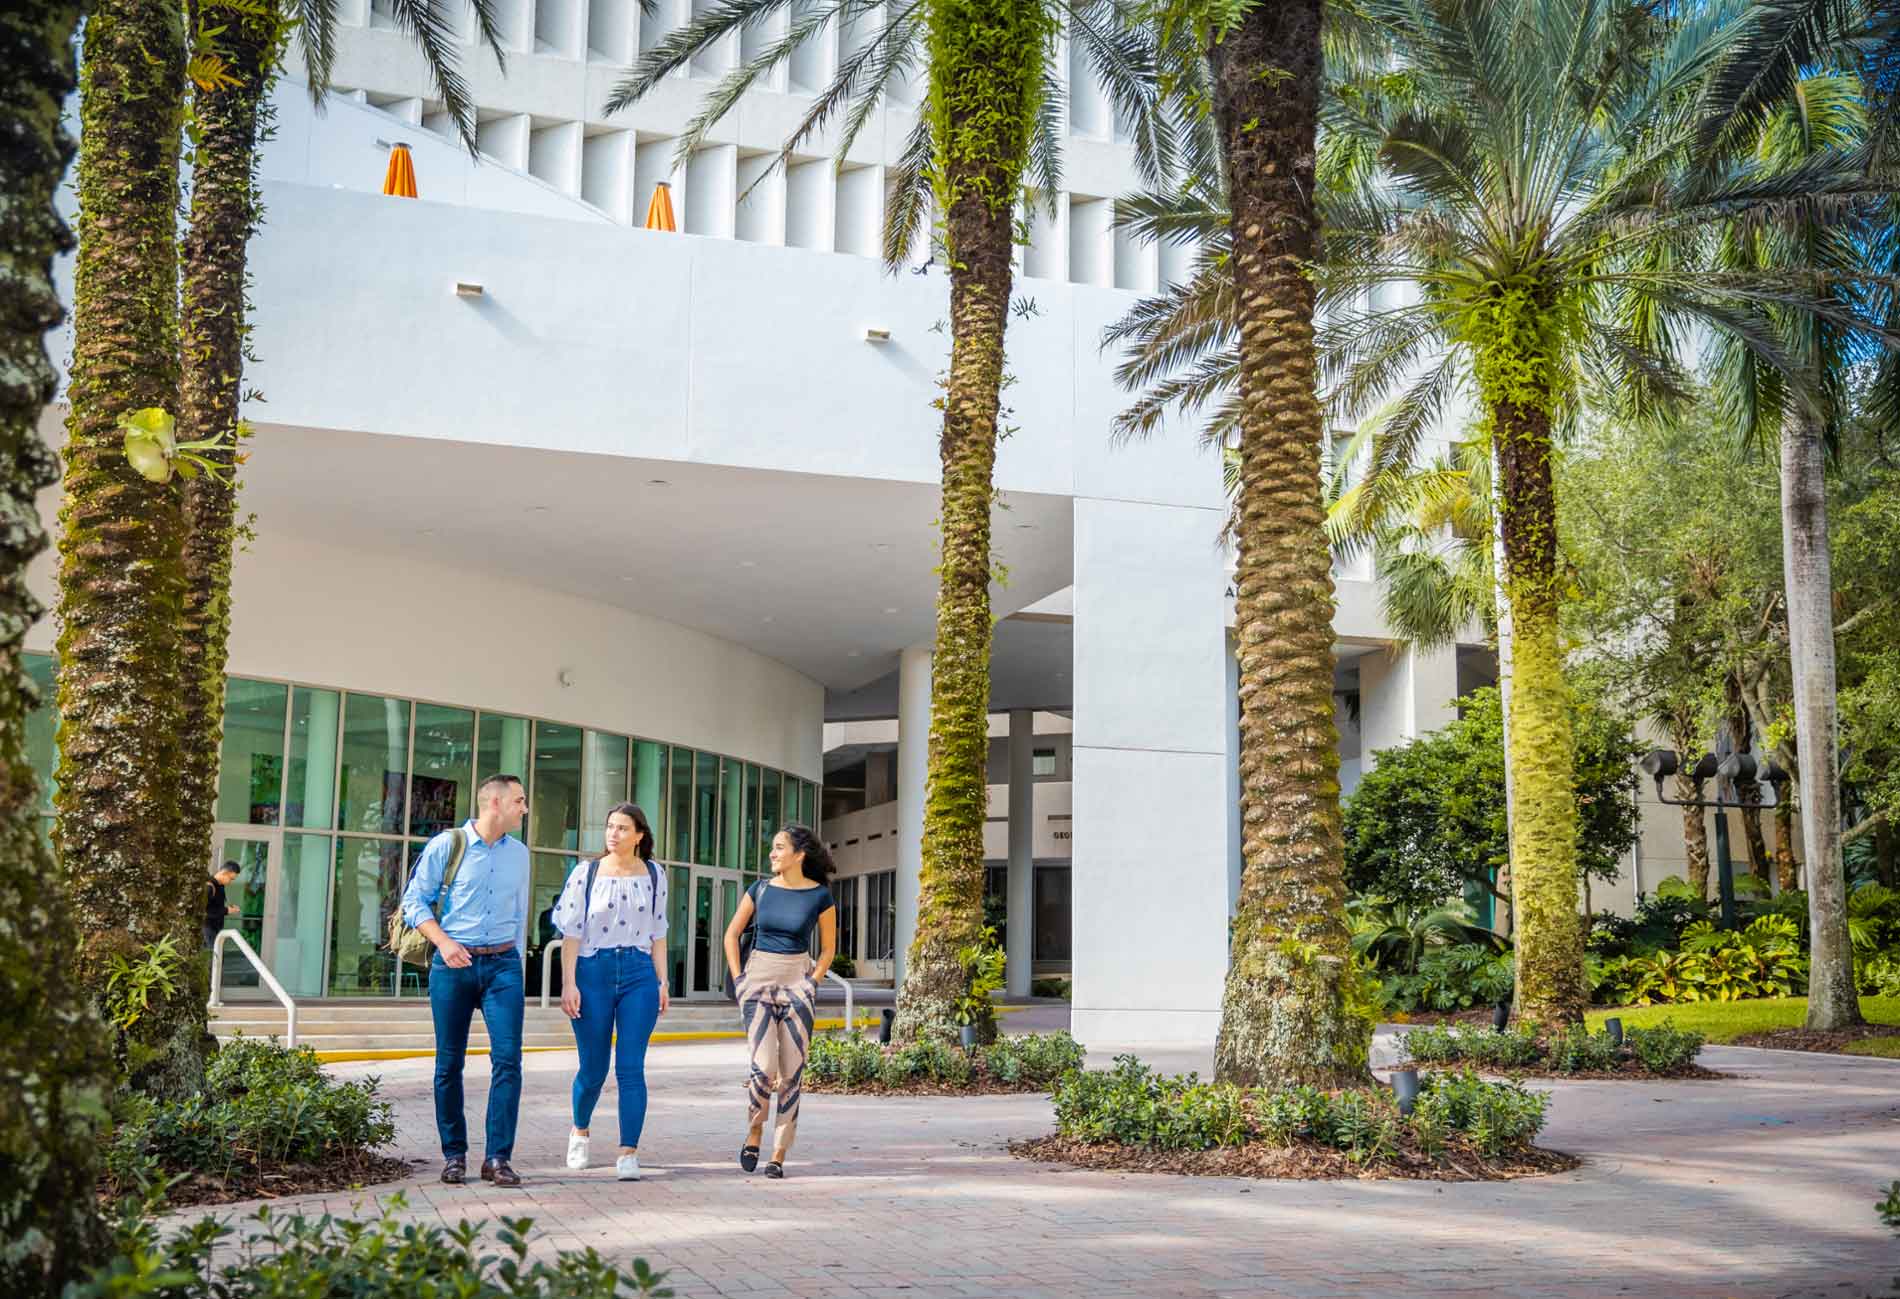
[826,971,854,1034]
[206,929,298,1049]
[540,938,563,1009]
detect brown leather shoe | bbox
[480,1157,522,1187]
[441,1158,466,1185]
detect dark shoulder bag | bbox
[725,881,764,1001]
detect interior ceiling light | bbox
[647,478,670,487]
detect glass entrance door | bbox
[211,828,280,998]
[686,866,742,997]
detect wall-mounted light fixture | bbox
[454,281,484,298]
[864,327,891,343]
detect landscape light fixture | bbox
[1390,1067,1421,1117]
[1639,748,1789,928]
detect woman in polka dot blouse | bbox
[555,802,669,1181]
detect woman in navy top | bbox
[723,823,836,1178]
[555,802,668,1181]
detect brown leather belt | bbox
[465,944,517,957]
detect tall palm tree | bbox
[1112,0,1897,1026]
[55,0,200,1094]
[0,5,112,1287]
[1707,66,1889,1029]
[172,0,504,977]
[606,0,1177,1042]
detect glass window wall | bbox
[411,704,475,837]
[692,750,718,867]
[286,687,339,829]
[581,731,631,855]
[668,745,692,861]
[216,679,287,825]
[531,722,583,852]
[338,693,409,835]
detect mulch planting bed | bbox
[1011,1135,1579,1182]
[1733,1025,1900,1054]
[114,1150,413,1210]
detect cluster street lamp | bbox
[1639,750,1790,929]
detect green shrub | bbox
[981,1031,1084,1087]
[1624,1023,1705,1073]
[1878,1181,1900,1235]
[1399,1023,1542,1069]
[1030,976,1073,999]
[73,1195,670,1298]
[1411,1069,1550,1156]
[1856,949,1900,997]
[1548,1025,1620,1073]
[104,1036,394,1198]
[1050,1058,1551,1161]
[1378,944,1518,1014]
[807,1032,883,1085]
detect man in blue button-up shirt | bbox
[401,773,532,1187]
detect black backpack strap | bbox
[582,858,600,930]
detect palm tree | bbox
[605,0,1177,1042]
[172,0,504,983]
[1705,65,1891,1029]
[1112,0,1897,1026]
[0,4,113,1286]
[55,0,201,1094]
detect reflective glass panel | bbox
[719,758,743,869]
[632,739,668,855]
[742,763,761,872]
[581,731,630,855]
[669,746,692,860]
[692,750,718,866]
[410,704,475,837]
[667,864,689,996]
[328,837,402,996]
[477,713,531,836]
[531,723,582,851]
[758,770,781,858]
[276,833,332,997]
[338,694,409,835]
[286,687,340,830]
[24,653,57,812]
[216,680,287,825]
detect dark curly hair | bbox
[779,822,834,885]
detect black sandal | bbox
[762,1161,784,1179]
[739,1144,759,1173]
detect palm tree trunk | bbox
[1492,397,1585,1024]
[1677,772,1712,901]
[1774,804,1799,892]
[891,0,1047,1045]
[0,3,112,1287]
[1490,446,1515,939]
[1208,0,1371,1089]
[56,0,201,1093]
[177,10,278,910]
[1779,406,1860,1029]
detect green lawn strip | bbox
[1585,996,1900,1044]
[1844,1037,1900,1059]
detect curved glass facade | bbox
[21,655,819,999]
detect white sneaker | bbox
[615,1154,641,1182]
[566,1130,590,1170]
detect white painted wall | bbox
[825,781,1075,873]
[23,509,824,779]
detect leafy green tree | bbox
[0,4,113,1289]
[1343,688,1641,918]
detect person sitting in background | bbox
[203,861,240,949]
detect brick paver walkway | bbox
[177,1021,1900,1299]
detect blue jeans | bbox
[570,946,662,1148]
[429,950,524,1162]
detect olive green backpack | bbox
[385,828,469,967]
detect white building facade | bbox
[30,6,1488,1044]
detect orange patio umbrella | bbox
[643,180,676,231]
[382,143,418,198]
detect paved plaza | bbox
[179,1018,1900,1299]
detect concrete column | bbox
[1358,641,1460,767]
[1006,707,1035,997]
[893,645,930,987]
[1071,497,1229,1045]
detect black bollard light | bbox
[959,1024,978,1052]
[1604,1016,1624,1047]
[1492,1000,1511,1031]
[1391,1067,1421,1117]
[879,1008,895,1045]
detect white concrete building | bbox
[29,6,1494,1045]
